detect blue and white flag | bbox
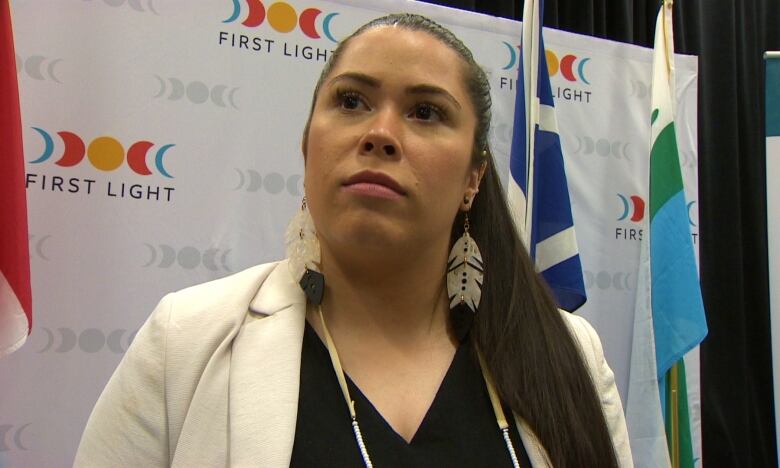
[508,0,586,311]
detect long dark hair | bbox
[303,13,620,467]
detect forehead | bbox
[329,26,469,97]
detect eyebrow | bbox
[328,72,462,110]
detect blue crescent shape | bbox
[155,144,175,178]
[223,0,241,23]
[502,41,516,70]
[323,13,339,43]
[578,57,591,85]
[687,201,697,226]
[30,127,54,163]
[617,194,630,221]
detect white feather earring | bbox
[447,211,484,340]
[285,197,325,304]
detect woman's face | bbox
[303,26,483,257]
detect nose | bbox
[358,110,402,158]
[362,140,396,156]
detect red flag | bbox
[0,0,32,357]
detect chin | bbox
[342,221,404,250]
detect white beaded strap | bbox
[478,350,522,468]
[318,305,374,468]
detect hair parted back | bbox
[302,13,620,468]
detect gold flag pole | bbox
[669,362,680,468]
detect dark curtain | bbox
[422,0,780,466]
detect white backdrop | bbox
[1,0,698,465]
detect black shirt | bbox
[290,322,532,467]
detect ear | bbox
[461,161,487,210]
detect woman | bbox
[75,13,632,467]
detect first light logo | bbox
[29,128,175,177]
[501,43,592,84]
[223,0,339,42]
[26,127,176,203]
[498,44,593,103]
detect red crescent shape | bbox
[127,141,154,175]
[54,131,85,167]
[299,8,321,39]
[630,196,645,222]
[559,55,577,82]
[242,0,266,27]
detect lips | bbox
[342,170,407,198]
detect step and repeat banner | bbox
[1,0,698,465]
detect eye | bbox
[410,103,445,122]
[336,89,367,111]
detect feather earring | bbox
[285,197,325,304]
[447,212,484,340]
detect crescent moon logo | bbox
[559,54,577,82]
[168,77,185,100]
[154,143,175,178]
[38,327,55,353]
[630,196,645,222]
[107,329,129,353]
[24,55,46,80]
[158,244,177,268]
[142,243,157,267]
[322,12,339,43]
[243,0,266,27]
[14,423,31,451]
[687,201,697,226]
[127,141,154,175]
[223,0,241,23]
[35,234,51,261]
[577,57,591,85]
[30,127,54,163]
[47,58,63,83]
[246,169,263,192]
[0,423,31,451]
[221,249,233,271]
[582,136,595,154]
[203,248,221,271]
[232,168,246,190]
[502,41,517,70]
[55,131,86,167]
[210,84,228,107]
[299,8,321,39]
[152,74,166,98]
[55,328,77,353]
[617,194,630,221]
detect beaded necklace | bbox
[317,305,521,468]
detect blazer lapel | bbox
[229,260,307,467]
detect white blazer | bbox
[74,260,633,467]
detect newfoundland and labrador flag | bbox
[626,2,708,467]
[508,0,586,311]
[0,0,32,358]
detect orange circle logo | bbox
[88,136,125,171]
[267,2,297,33]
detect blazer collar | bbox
[249,259,307,316]
[230,260,308,467]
